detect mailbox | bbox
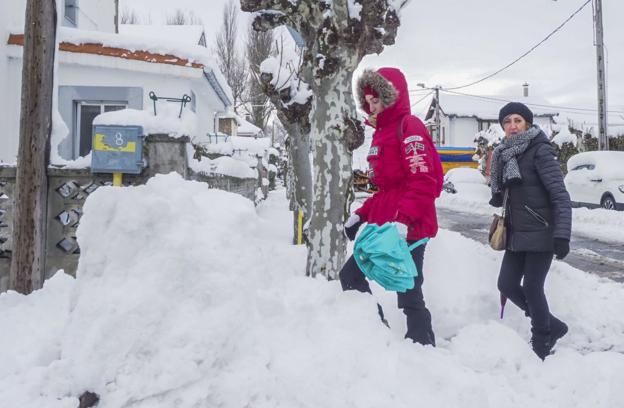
[91,125,144,174]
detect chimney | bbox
[523,82,529,97]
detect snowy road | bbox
[437,207,624,282]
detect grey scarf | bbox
[490,126,540,196]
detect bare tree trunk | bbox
[306,68,358,279]
[9,0,57,294]
[279,112,313,243]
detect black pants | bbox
[497,250,553,335]
[339,243,435,345]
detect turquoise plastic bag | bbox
[353,223,429,293]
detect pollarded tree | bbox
[241,0,410,279]
[257,33,314,245]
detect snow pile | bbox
[93,106,198,138]
[189,155,256,179]
[570,207,624,244]
[1,174,624,407]
[444,167,486,184]
[552,126,577,147]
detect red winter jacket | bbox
[355,67,443,241]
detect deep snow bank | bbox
[0,173,623,407]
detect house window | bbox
[75,102,126,157]
[64,0,78,27]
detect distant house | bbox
[0,1,233,163]
[422,91,559,147]
[237,118,264,138]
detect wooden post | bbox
[9,0,57,294]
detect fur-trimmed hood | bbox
[356,67,411,127]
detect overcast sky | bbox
[121,0,624,120]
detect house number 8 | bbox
[114,133,125,146]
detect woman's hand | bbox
[553,238,570,259]
[344,214,363,241]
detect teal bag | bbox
[353,223,429,293]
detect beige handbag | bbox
[489,190,508,251]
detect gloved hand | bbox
[553,238,570,260]
[344,214,363,241]
[395,222,409,240]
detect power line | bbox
[410,90,434,107]
[440,89,624,115]
[444,0,592,91]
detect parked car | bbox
[442,167,489,196]
[564,151,624,211]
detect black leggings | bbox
[497,250,553,334]
[339,243,435,345]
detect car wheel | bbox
[601,194,616,210]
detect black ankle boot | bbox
[531,331,552,360]
[549,315,568,348]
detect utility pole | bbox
[417,83,442,145]
[10,0,57,294]
[593,0,608,150]
[434,86,441,146]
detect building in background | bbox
[0,0,234,163]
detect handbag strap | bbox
[408,237,429,251]
[501,189,509,217]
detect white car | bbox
[564,151,624,211]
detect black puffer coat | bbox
[491,131,572,252]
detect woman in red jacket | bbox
[340,67,443,345]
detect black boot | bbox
[530,330,552,360]
[549,315,568,349]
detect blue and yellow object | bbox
[91,125,144,175]
[436,146,478,174]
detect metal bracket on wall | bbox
[148,91,192,118]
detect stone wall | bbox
[0,134,259,292]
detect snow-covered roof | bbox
[7,27,233,106]
[119,24,206,47]
[237,119,263,137]
[428,93,559,121]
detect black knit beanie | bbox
[498,102,533,126]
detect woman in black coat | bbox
[489,102,572,360]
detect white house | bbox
[237,118,264,138]
[0,0,234,163]
[422,91,559,147]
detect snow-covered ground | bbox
[437,182,624,245]
[1,173,623,407]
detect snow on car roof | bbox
[567,151,624,179]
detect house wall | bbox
[1,0,116,33]
[75,0,116,32]
[448,117,479,147]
